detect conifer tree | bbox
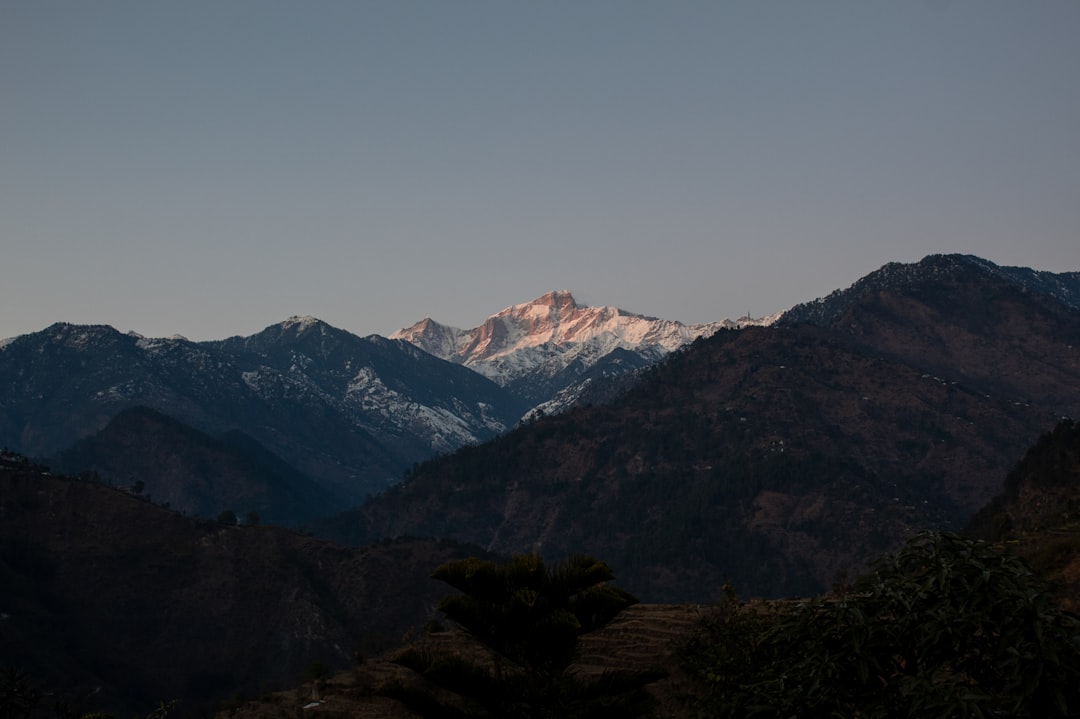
[383,554,664,719]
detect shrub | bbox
[681,532,1080,718]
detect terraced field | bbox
[223,604,717,719]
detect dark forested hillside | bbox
[51,405,342,525]
[0,460,488,716]
[780,254,1080,413]
[325,256,1080,602]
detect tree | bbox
[216,510,237,526]
[1,667,41,719]
[680,531,1080,718]
[383,554,664,719]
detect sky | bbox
[2,2,1079,341]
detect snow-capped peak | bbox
[391,291,764,391]
[392,317,468,359]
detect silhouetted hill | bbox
[0,459,491,716]
[324,256,1080,601]
[51,406,340,525]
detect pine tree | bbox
[383,554,664,719]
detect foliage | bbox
[680,532,1080,718]
[1,667,41,719]
[383,554,664,719]
[0,668,179,719]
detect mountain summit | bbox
[393,291,775,406]
[780,254,1080,327]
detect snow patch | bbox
[345,366,506,450]
[282,315,322,332]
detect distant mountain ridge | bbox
[1,294,733,518]
[780,253,1080,326]
[392,289,778,405]
[4,255,1076,532]
[206,316,525,456]
[779,253,1080,415]
[0,317,527,509]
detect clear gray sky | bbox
[3,2,1078,341]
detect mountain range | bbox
[1,253,1077,543]
[4,252,1080,715]
[0,293,747,521]
[324,254,1080,600]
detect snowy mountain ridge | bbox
[392,290,778,394]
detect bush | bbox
[681,532,1080,718]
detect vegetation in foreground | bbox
[381,554,665,719]
[678,531,1080,718]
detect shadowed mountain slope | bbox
[780,253,1080,412]
[324,256,1080,601]
[51,405,340,525]
[0,317,527,508]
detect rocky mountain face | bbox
[327,255,1080,602]
[0,317,526,510]
[392,290,776,407]
[206,317,527,460]
[0,457,486,716]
